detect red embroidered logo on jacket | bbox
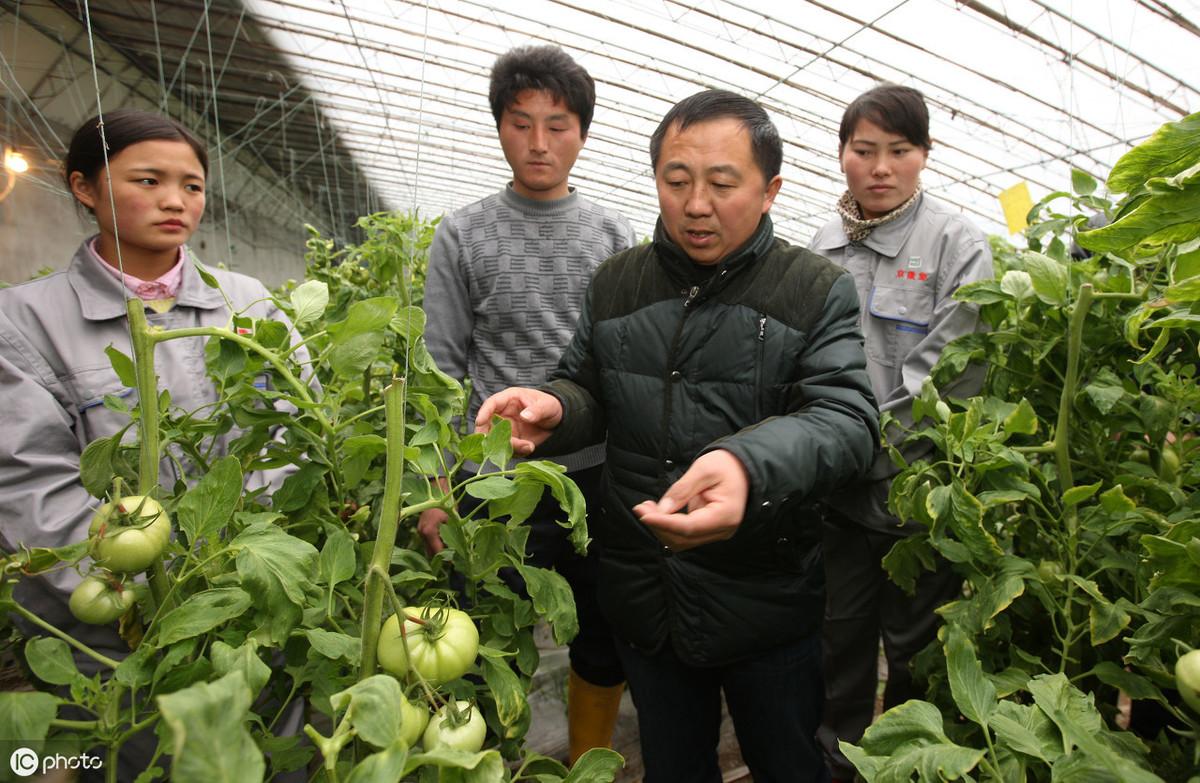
[895,270,929,282]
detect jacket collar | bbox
[653,214,775,287]
[69,237,227,321]
[810,192,925,257]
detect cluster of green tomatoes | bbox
[375,604,486,752]
[69,494,169,625]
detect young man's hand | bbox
[475,387,563,455]
[633,449,750,551]
[417,476,453,555]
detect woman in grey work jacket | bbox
[808,84,995,783]
[0,111,301,775]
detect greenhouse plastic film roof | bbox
[240,0,1200,241]
[9,0,1200,244]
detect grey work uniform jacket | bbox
[0,240,292,660]
[810,193,993,533]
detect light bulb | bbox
[4,148,29,174]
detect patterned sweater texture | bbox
[423,184,636,472]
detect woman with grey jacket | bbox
[809,84,994,782]
[0,109,292,670]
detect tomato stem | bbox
[127,301,172,612]
[358,380,407,679]
[11,602,120,669]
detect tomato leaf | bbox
[389,305,426,343]
[0,691,59,756]
[342,434,387,488]
[330,675,403,749]
[1023,252,1069,306]
[482,417,514,471]
[157,588,254,646]
[563,748,625,782]
[1071,168,1098,196]
[465,475,518,501]
[1106,112,1200,194]
[515,461,588,555]
[402,748,505,778]
[944,626,997,728]
[988,700,1060,763]
[232,523,320,645]
[289,280,329,328]
[849,699,984,778]
[176,455,243,545]
[881,534,937,596]
[24,637,82,687]
[104,345,137,388]
[345,739,409,783]
[79,433,122,497]
[302,629,360,662]
[158,671,265,783]
[194,264,222,290]
[272,462,325,512]
[211,640,271,699]
[319,527,357,589]
[1062,482,1102,507]
[514,563,578,645]
[479,652,527,729]
[1027,673,1159,783]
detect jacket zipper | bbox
[659,285,702,484]
[755,314,766,421]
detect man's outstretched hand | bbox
[475,387,564,456]
[633,449,750,552]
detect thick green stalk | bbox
[359,380,406,678]
[1054,283,1094,531]
[127,302,170,609]
[1052,283,1095,676]
[128,303,159,494]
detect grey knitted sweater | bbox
[424,184,636,472]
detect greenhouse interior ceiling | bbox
[2,0,1198,245]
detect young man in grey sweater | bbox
[418,44,636,762]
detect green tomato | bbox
[89,495,171,573]
[1159,445,1180,483]
[422,701,486,752]
[1036,559,1064,583]
[398,698,430,748]
[1176,649,1200,714]
[69,575,136,624]
[377,606,479,684]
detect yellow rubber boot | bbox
[567,667,625,765]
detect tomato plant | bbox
[0,211,623,783]
[377,605,479,684]
[68,574,136,625]
[88,494,171,573]
[843,113,1200,782]
[423,700,487,752]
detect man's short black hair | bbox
[489,45,595,137]
[839,84,932,151]
[649,89,782,182]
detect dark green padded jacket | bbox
[540,215,880,666]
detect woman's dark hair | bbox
[64,109,209,191]
[839,84,932,151]
[649,89,782,182]
[489,45,596,137]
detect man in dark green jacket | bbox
[478,89,879,783]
